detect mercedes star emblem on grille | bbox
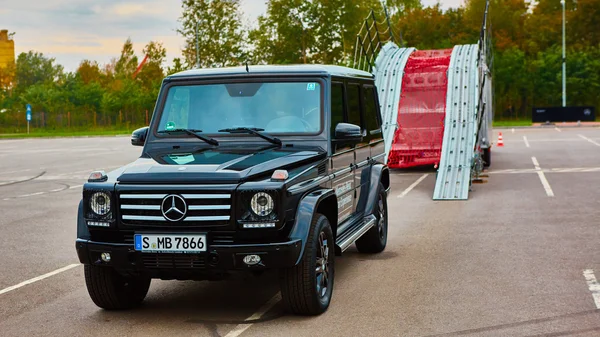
[161,195,187,221]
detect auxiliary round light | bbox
[90,192,111,216]
[250,192,274,216]
[101,252,111,262]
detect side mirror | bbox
[334,123,362,143]
[131,126,149,146]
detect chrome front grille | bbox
[119,191,232,227]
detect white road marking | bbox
[19,192,45,197]
[583,269,600,309]
[578,134,600,147]
[525,138,583,142]
[488,169,538,174]
[224,293,281,337]
[2,184,79,201]
[523,136,530,148]
[397,173,429,198]
[0,264,80,296]
[511,128,515,134]
[555,127,562,132]
[489,167,600,174]
[531,157,554,197]
[0,168,32,175]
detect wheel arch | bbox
[77,199,91,240]
[364,164,389,216]
[289,189,337,265]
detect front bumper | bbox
[75,238,302,275]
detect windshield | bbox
[157,81,322,134]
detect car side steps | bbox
[336,214,377,252]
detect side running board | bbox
[337,215,377,252]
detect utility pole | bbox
[195,20,200,69]
[561,0,566,107]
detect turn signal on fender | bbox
[271,169,289,181]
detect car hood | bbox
[116,146,326,184]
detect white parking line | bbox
[555,127,562,132]
[0,264,80,295]
[578,134,600,147]
[397,174,429,198]
[523,136,530,148]
[224,293,281,337]
[583,269,600,309]
[511,128,515,134]
[489,167,600,174]
[531,157,554,197]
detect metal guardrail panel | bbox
[373,42,415,164]
[433,44,479,200]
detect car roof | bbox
[167,64,374,80]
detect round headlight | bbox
[90,192,111,216]
[250,192,274,216]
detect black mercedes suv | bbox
[75,64,390,315]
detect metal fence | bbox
[0,109,151,133]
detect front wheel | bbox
[280,213,334,315]
[84,265,151,310]
[356,183,388,253]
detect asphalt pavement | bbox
[1,126,600,336]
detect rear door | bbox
[363,83,385,162]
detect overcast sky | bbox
[0,0,462,72]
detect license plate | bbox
[134,234,207,253]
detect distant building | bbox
[0,30,15,87]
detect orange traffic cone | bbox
[497,132,504,147]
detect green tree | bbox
[114,38,139,78]
[310,0,385,65]
[494,47,531,119]
[167,58,187,75]
[250,0,313,64]
[14,52,63,94]
[178,0,244,68]
[137,41,167,88]
[76,60,102,84]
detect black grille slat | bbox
[141,254,206,269]
[212,234,234,244]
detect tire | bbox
[482,148,491,167]
[84,265,151,310]
[356,183,388,254]
[280,213,335,315]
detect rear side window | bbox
[363,85,380,134]
[330,82,345,138]
[346,83,362,128]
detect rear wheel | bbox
[280,213,334,315]
[84,265,151,310]
[482,148,491,167]
[356,183,388,254]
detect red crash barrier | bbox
[388,49,452,169]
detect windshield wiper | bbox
[218,127,282,146]
[158,129,219,146]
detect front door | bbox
[330,81,355,224]
[346,82,370,213]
